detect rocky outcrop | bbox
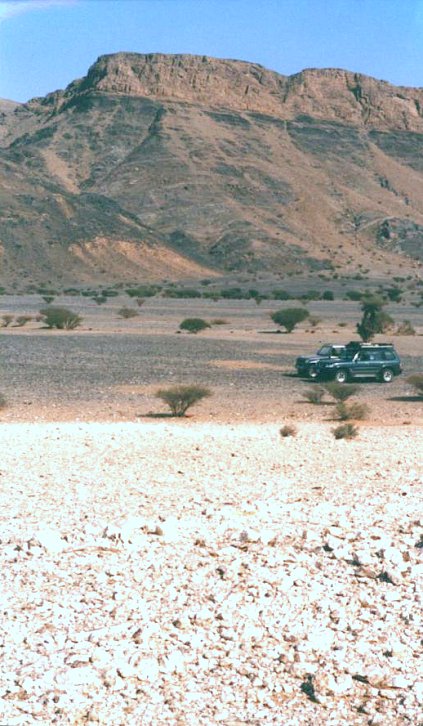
[29,53,423,132]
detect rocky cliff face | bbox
[28,53,423,132]
[0,53,422,286]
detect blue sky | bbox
[1,0,422,102]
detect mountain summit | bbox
[1,52,422,286]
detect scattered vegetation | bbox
[14,315,32,327]
[271,307,309,333]
[155,384,211,417]
[336,401,370,421]
[395,320,415,336]
[179,318,211,334]
[126,285,161,298]
[332,423,359,439]
[0,393,6,409]
[210,318,228,325]
[1,314,14,328]
[279,424,297,438]
[407,374,423,396]
[117,307,139,319]
[39,307,82,330]
[302,387,326,404]
[323,383,359,402]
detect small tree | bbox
[336,402,370,420]
[323,383,359,402]
[155,385,211,416]
[302,387,326,404]
[357,295,393,342]
[179,318,210,334]
[271,308,309,333]
[39,307,82,330]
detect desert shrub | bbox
[384,286,403,302]
[179,318,211,334]
[336,402,370,420]
[14,315,32,327]
[302,387,326,404]
[332,423,359,439]
[395,320,415,336]
[322,290,334,301]
[164,287,202,298]
[1,314,14,328]
[42,295,55,304]
[39,307,82,330]
[202,291,221,301]
[136,298,145,307]
[280,424,297,438]
[407,374,423,396]
[100,289,119,297]
[271,308,309,333]
[155,384,211,416]
[345,290,364,301]
[0,393,6,409]
[308,316,321,328]
[220,287,250,300]
[324,383,359,401]
[271,289,291,300]
[301,289,321,301]
[126,285,160,298]
[93,295,107,305]
[211,318,228,325]
[117,307,139,319]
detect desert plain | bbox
[0,292,422,725]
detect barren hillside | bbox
[0,53,422,287]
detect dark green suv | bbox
[314,342,402,383]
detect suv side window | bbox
[383,350,396,361]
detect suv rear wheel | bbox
[381,368,394,383]
[334,369,348,383]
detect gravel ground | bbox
[0,421,422,725]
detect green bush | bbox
[271,308,309,333]
[126,285,160,298]
[336,402,370,421]
[179,318,211,334]
[323,383,359,402]
[271,289,291,300]
[39,307,82,330]
[407,374,423,396]
[322,290,334,301]
[117,307,139,319]
[332,423,359,439]
[155,385,212,416]
[163,287,202,298]
[302,387,326,404]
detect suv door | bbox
[352,350,383,378]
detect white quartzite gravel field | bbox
[0,421,422,725]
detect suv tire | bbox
[381,368,394,383]
[335,369,348,383]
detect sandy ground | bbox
[0,296,422,724]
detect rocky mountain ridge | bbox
[0,53,422,286]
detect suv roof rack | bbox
[346,341,394,348]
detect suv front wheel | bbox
[381,368,394,383]
[334,369,348,383]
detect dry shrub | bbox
[117,307,139,319]
[302,387,326,404]
[332,423,359,439]
[279,424,297,438]
[336,402,370,420]
[155,384,212,416]
[324,383,358,402]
